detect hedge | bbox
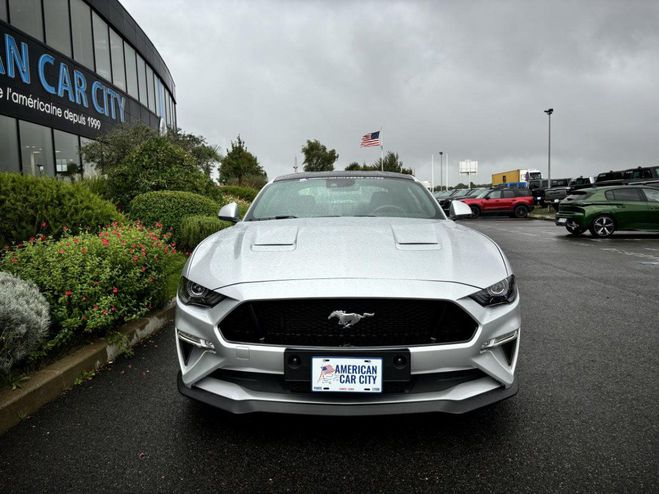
[179,215,233,251]
[129,190,219,245]
[0,173,123,247]
[0,223,177,355]
[218,185,259,202]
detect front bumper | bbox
[175,279,521,415]
[178,370,519,415]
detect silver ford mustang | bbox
[176,171,520,415]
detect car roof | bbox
[592,185,659,190]
[273,171,416,182]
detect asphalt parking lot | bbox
[0,219,657,493]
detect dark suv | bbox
[595,166,659,186]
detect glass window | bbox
[146,65,155,112]
[488,190,502,199]
[502,190,515,198]
[43,0,71,56]
[0,115,20,172]
[642,189,659,202]
[136,55,147,105]
[70,0,94,70]
[605,188,644,202]
[19,121,54,177]
[9,0,43,41]
[109,29,126,91]
[0,2,7,22]
[154,77,161,116]
[92,12,111,81]
[53,130,82,180]
[248,177,442,220]
[124,42,138,99]
[80,137,99,177]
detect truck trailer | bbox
[492,169,542,186]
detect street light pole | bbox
[544,108,553,188]
[431,154,434,192]
[439,151,443,191]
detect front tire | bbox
[513,205,529,218]
[589,215,616,237]
[565,220,585,236]
[470,206,481,218]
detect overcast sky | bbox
[122,0,659,185]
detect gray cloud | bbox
[122,0,659,184]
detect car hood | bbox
[186,217,508,291]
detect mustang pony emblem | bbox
[328,310,374,328]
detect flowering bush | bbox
[0,172,123,247]
[0,223,177,354]
[0,272,50,375]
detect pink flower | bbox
[101,238,109,247]
[65,290,73,297]
[112,287,119,294]
[41,221,48,228]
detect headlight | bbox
[470,275,516,307]
[178,277,225,307]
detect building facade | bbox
[0,0,176,178]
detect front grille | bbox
[219,299,477,347]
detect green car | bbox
[555,185,659,237]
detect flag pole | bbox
[380,127,384,171]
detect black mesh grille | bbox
[219,299,477,347]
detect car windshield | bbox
[246,176,445,220]
[475,189,492,198]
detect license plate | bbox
[556,217,567,224]
[311,357,382,393]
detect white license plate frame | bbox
[311,356,382,393]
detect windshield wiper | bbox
[251,215,298,221]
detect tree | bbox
[219,135,267,185]
[301,139,338,172]
[345,162,361,171]
[167,128,221,178]
[372,152,413,175]
[80,124,221,178]
[106,136,214,209]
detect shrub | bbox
[0,173,123,247]
[103,136,216,209]
[0,223,177,354]
[0,272,50,375]
[129,191,220,245]
[79,176,114,202]
[221,194,252,218]
[219,185,259,202]
[179,215,233,251]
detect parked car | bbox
[594,166,659,187]
[461,188,534,218]
[528,178,549,205]
[555,185,659,237]
[176,171,520,415]
[567,176,596,193]
[542,178,572,207]
[437,188,487,214]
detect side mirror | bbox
[449,200,472,220]
[218,202,240,223]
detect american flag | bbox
[319,364,335,381]
[360,131,381,148]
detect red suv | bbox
[460,188,535,218]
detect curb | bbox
[528,214,555,221]
[0,302,175,436]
